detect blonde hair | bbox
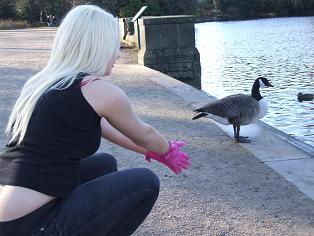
[6,5,120,144]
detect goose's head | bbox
[252,77,274,101]
[257,77,274,88]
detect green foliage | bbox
[119,0,141,17]
[144,0,162,16]
[118,0,161,17]
[209,0,314,18]
[0,0,17,19]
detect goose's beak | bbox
[268,83,274,87]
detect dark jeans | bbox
[0,153,160,236]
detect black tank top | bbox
[0,74,102,197]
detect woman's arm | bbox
[81,77,190,174]
[81,78,169,155]
[100,118,148,155]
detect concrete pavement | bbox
[0,28,314,236]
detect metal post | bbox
[137,20,141,50]
[131,6,147,50]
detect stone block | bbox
[167,71,194,79]
[147,64,170,72]
[136,15,201,89]
[170,62,193,71]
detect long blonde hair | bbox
[6,5,120,144]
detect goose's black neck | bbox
[251,80,263,101]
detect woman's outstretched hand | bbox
[144,140,190,174]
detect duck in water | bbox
[298,92,314,102]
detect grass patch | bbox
[120,40,136,49]
[0,19,31,30]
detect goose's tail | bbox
[193,107,204,113]
[192,112,208,120]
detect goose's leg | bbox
[236,125,251,143]
[232,124,237,139]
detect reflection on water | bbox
[195,17,314,147]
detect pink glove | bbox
[145,140,190,174]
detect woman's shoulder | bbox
[80,76,129,117]
[82,75,121,92]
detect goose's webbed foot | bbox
[235,136,251,143]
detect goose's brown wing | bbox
[195,94,259,120]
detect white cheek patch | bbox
[259,79,267,88]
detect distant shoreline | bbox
[2,11,314,30]
[195,13,314,23]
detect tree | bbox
[118,0,162,17]
[212,0,228,12]
[159,0,200,15]
[14,0,41,22]
[0,0,17,19]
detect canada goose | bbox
[192,77,274,143]
[298,92,313,102]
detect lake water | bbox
[195,17,314,147]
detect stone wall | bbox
[137,16,201,89]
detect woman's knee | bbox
[80,153,118,183]
[93,152,118,172]
[137,168,160,198]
